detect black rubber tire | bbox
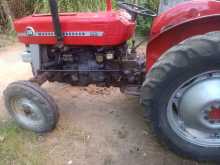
[141,31,220,161]
[4,81,59,133]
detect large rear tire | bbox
[4,81,59,133]
[141,32,220,161]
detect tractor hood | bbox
[14,11,135,46]
[150,0,220,39]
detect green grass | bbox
[0,121,44,165]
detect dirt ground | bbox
[0,43,217,165]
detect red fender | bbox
[147,0,220,70]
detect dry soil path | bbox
[0,43,216,165]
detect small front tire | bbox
[4,81,59,133]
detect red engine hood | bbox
[14,11,135,46]
[150,0,220,39]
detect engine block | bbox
[23,44,145,88]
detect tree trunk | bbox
[0,0,14,32]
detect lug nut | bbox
[204,116,208,120]
[209,120,215,124]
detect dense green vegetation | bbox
[0,0,159,35]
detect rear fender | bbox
[147,15,220,70]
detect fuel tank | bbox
[14,11,135,46]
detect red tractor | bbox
[4,0,220,161]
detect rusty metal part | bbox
[29,72,51,86]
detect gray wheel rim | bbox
[10,96,45,128]
[167,71,220,147]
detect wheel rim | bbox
[167,71,220,147]
[10,96,45,128]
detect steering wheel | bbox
[117,1,157,18]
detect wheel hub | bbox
[168,71,220,147]
[208,108,220,121]
[179,78,220,131]
[22,104,32,116]
[11,97,44,126]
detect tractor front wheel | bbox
[141,31,220,161]
[4,81,59,133]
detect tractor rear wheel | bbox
[4,81,59,133]
[141,31,220,161]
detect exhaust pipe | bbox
[48,0,63,43]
